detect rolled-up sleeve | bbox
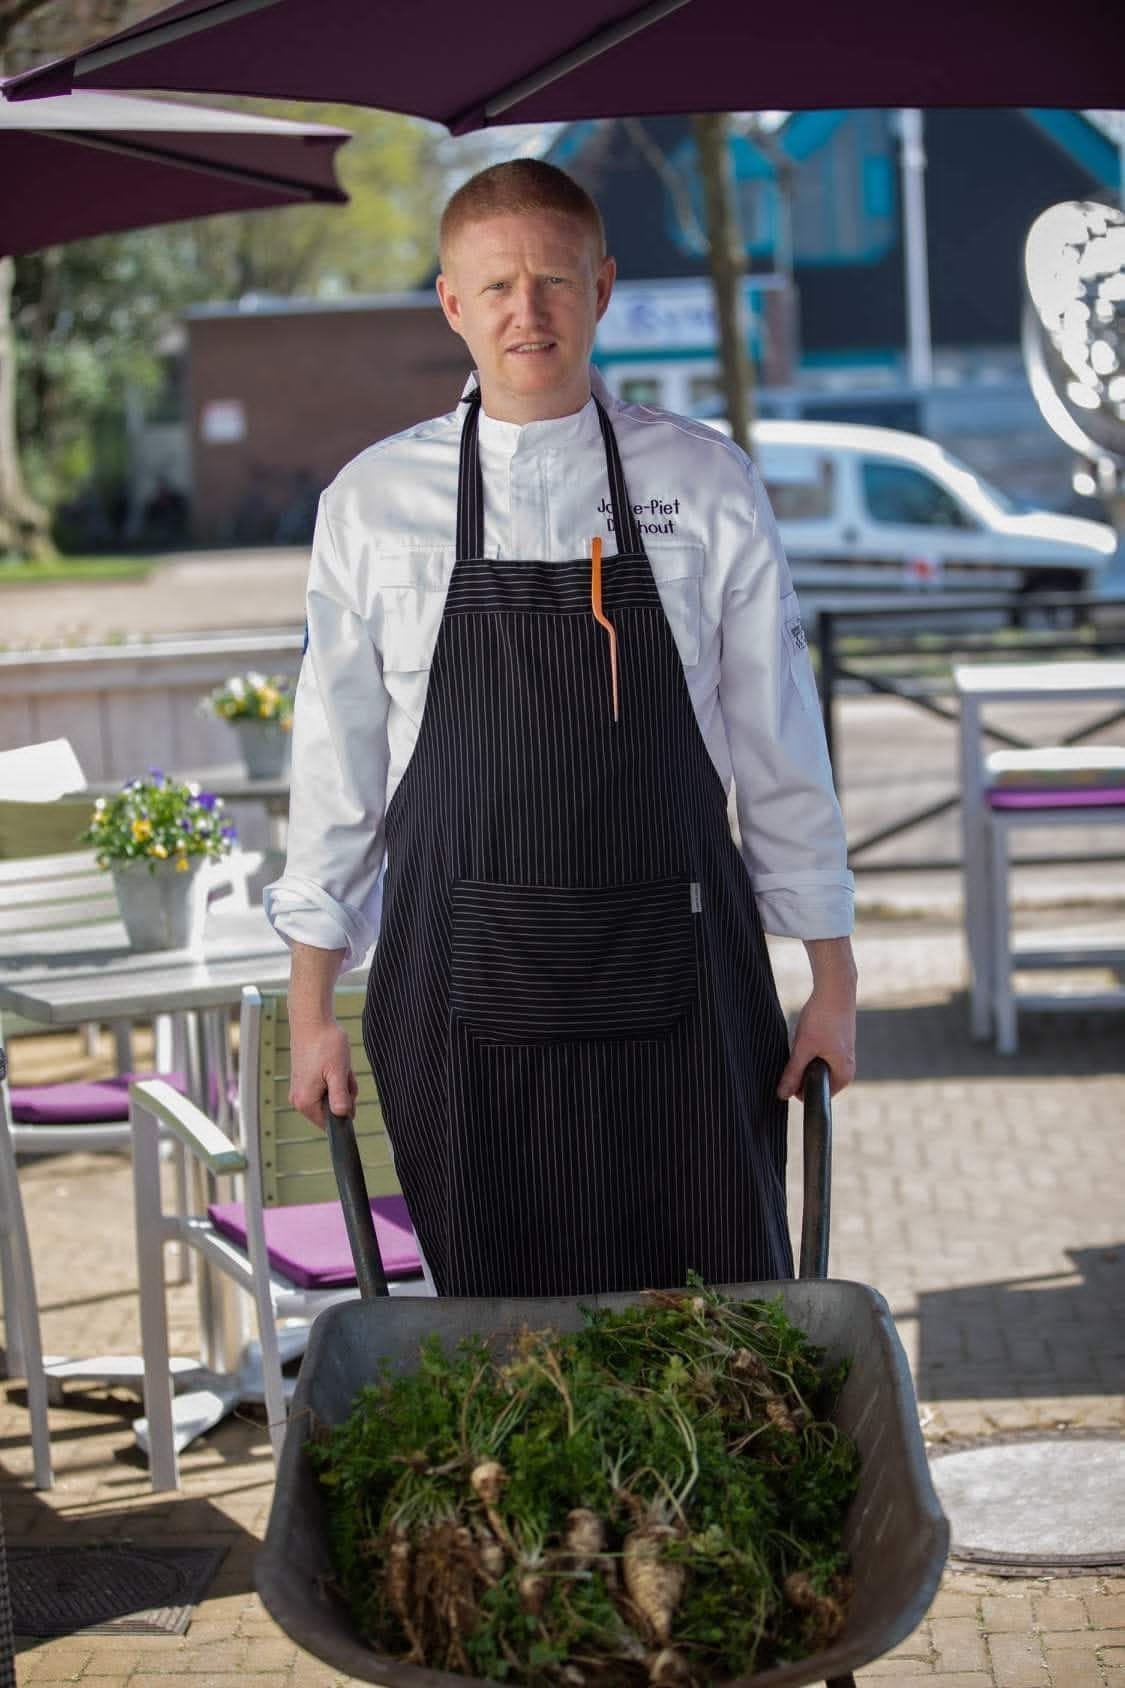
[719,462,854,940]
[263,499,389,968]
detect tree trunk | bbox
[0,257,50,560]
[692,113,754,453]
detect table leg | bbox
[990,816,1019,1056]
[959,696,992,1040]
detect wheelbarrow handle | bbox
[798,1057,833,1281]
[327,1060,831,1296]
[325,1108,390,1299]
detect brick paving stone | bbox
[1035,1596,1092,1631]
[932,1618,990,1674]
[988,1631,1050,1684]
[1089,1599,1125,1631]
[1044,1652,1106,1687]
[4,915,1125,1688]
[984,1596,1037,1633]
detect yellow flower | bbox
[132,817,153,841]
[175,855,192,872]
[150,843,169,859]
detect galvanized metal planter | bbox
[111,859,202,952]
[233,720,291,780]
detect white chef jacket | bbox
[264,369,854,967]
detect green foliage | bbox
[8,95,445,527]
[307,1285,859,1684]
[82,771,236,870]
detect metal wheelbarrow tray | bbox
[257,1068,949,1688]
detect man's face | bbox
[437,210,615,423]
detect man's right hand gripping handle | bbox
[287,941,358,1128]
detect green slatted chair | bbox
[129,983,428,1490]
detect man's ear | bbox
[436,273,464,338]
[594,255,616,324]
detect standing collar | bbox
[458,369,615,459]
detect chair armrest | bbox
[129,1078,248,1175]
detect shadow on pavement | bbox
[855,994,1124,1079]
[905,1244,1125,1404]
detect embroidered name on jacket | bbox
[596,495,681,536]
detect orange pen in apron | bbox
[589,535,619,723]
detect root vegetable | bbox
[565,1507,606,1566]
[766,1396,798,1433]
[623,1525,686,1645]
[385,1525,422,1661]
[518,1571,547,1615]
[470,1459,506,1503]
[476,1529,506,1579]
[784,1570,847,1642]
[649,1646,694,1684]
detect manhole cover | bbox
[930,1436,1125,1570]
[7,1544,226,1636]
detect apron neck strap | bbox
[455,387,644,562]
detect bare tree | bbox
[691,113,754,453]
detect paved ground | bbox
[3,910,1124,1686]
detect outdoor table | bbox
[955,659,1125,1042]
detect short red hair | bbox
[439,159,606,266]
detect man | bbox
[265,159,856,1297]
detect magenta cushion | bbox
[988,786,1125,811]
[9,1071,186,1125]
[207,1195,422,1289]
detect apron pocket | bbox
[450,877,698,1044]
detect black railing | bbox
[814,593,1125,872]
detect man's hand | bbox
[287,940,356,1129]
[777,936,857,1100]
[289,1017,358,1128]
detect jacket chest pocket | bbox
[646,543,704,670]
[376,549,457,678]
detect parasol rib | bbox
[75,0,281,79]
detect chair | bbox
[129,983,428,1490]
[0,1043,52,1490]
[982,746,1125,1053]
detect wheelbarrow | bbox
[257,1061,949,1687]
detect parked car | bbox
[703,418,1117,607]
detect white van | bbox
[706,419,1116,606]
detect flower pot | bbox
[112,859,205,952]
[233,719,292,780]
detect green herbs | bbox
[308,1285,858,1685]
[81,771,235,872]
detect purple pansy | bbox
[196,792,218,811]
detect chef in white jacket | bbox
[265,158,856,1297]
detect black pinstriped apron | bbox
[362,392,793,1297]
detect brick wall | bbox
[187,300,471,543]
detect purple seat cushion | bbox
[9,1071,186,1125]
[988,786,1125,811]
[207,1195,422,1289]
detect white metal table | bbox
[955,659,1125,1045]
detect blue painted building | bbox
[552,110,1120,502]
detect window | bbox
[861,461,976,529]
[762,456,835,521]
[619,377,663,406]
[688,375,723,409]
